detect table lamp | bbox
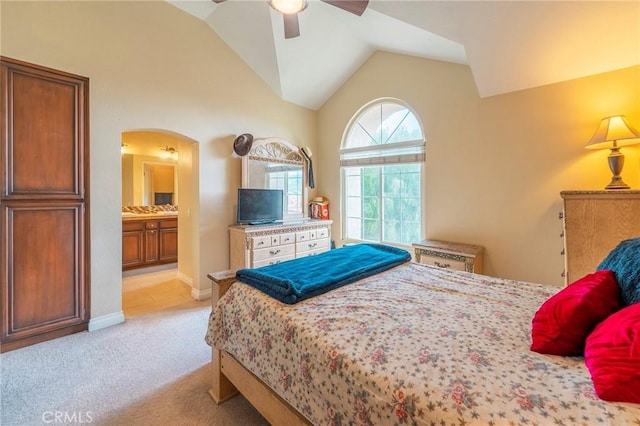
[585,115,640,190]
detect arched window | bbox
[340,99,425,246]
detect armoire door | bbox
[1,57,90,352]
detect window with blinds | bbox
[340,99,425,246]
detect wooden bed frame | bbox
[207,271,311,425]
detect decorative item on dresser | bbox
[412,239,484,273]
[561,190,640,284]
[229,220,332,270]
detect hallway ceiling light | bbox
[161,146,178,160]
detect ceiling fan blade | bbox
[321,0,368,16]
[283,14,300,39]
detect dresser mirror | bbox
[242,138,307,219]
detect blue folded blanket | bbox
[235,243,411,304]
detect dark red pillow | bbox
[585,303,640,404]
[531,270,620,356]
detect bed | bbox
[205,248,640,425]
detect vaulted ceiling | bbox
[168,0,640,110]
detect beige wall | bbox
[318,51,640,286]
[1,1,317,321]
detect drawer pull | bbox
[269,260,281,265]
[434,261,451,269]
[308,242,317,248]
[269,249,281,256]
[258,241,265,246]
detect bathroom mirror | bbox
[242,138,307,219]
[122,154,178,206]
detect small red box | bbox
[310,200,329,220]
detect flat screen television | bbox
[237,188,284,225]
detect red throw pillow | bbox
[530,270,620,356]
[585,303,640,404]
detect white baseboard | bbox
[177,271,208,299]
[88,311,125,331]
[191,286,211,300]
[175,271,210,299]
[176,271,193,286]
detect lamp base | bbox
[604,147,630,190]
[605,177,630,190]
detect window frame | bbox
[340,98,425,248]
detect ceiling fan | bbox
[212,0,369,39]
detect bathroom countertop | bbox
[122,212,178,220]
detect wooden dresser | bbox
[229,220,332,270]
[561,190,640,284]
[412,239,484,273]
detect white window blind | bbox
[340,139,425,167]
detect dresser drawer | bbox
[253,254,295,268]
[279,233,296,245]
[253,243,295,262]
[251,235,272,249]
[417,254,467,271]
[296,231,310,242]
[296,237,330,254]
[316,227,329,239]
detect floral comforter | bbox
[205,262,640,425]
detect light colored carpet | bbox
[0,300,269,426]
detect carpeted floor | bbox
[0,300,269,426]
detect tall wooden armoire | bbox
[1,57,90,352]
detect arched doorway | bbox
[120,129,198,317]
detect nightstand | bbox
[412,239,484,273]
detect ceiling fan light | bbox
[269,0,307,14]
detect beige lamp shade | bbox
[585,115,640,150]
